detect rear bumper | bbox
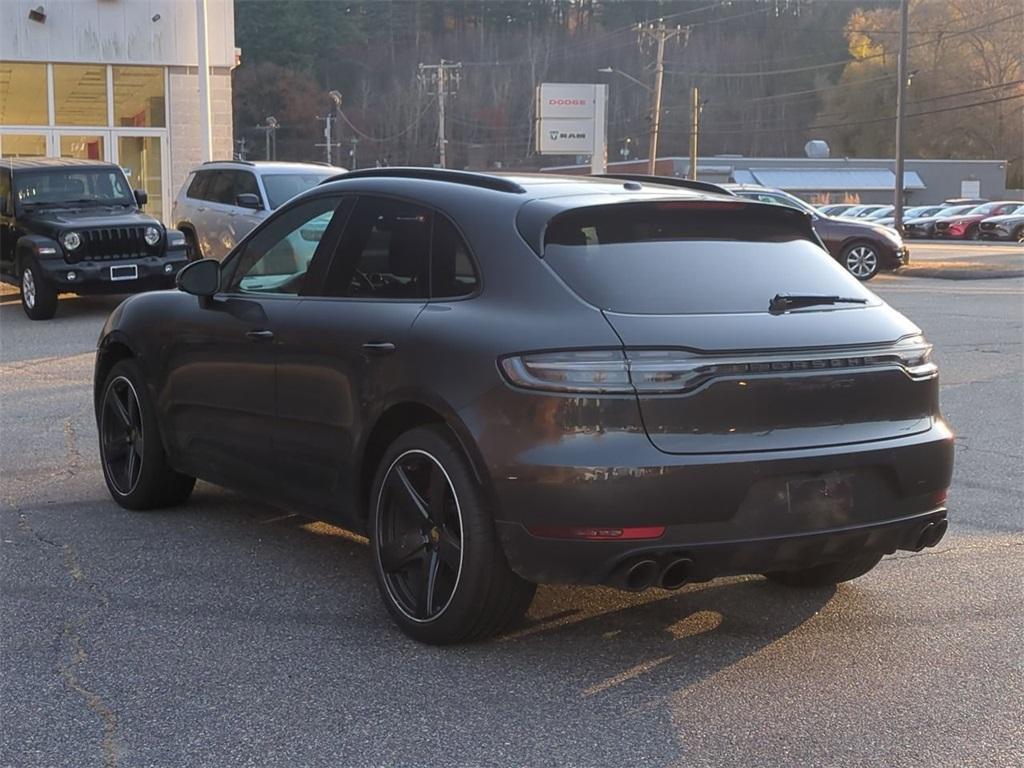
[487,421,954,585]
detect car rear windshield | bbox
[262,172,336,209]
[542,202,871,315]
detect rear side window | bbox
[431,216,478,298]
[543,202,870,315]
[186,171,210,200]
[205,171,236,205]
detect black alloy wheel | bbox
[97,359,195,510]
[100,375,146,496]
[375,449,463,621]
[370,425,536,644]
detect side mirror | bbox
[134,189,148,207]
[176,258,220,298]
[236,193,262,210]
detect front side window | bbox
[14,169,134,209]
[205,171,236,206]
[322,197,431,299]
[227,196,341,295]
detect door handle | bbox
[246,329,275,341]
[362,341,396,355]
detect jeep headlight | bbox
[144,225,161,246]
[61,231,81,251]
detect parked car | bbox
[840,204,888,219]
[172,160,343,261]
[874,205,947,229]
[933,201,1024,240]
[863,205,894,220]
[94,168,952,643]
[1,158,188,320]
[978,204,1024,242]
[725,184,908,280]
[817,203,859,217]
[902,204,976,239]
[942,197,988,206]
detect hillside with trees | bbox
[232,0,1023,185]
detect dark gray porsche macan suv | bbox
[94,169,953,643]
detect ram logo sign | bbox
[536,83,606,158]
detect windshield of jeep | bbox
[15,168,135,210]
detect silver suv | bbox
[171,161,343,261]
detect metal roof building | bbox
[546,156,1007,205]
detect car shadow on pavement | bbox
[0,291,125,318]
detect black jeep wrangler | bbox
[1,158,189,320]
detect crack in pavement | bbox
[18,512,121,767]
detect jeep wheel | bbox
[20,261,58,320]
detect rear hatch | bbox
[541,200,937,455]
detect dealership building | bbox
[547,155,1009,205]
[1,0,236,222]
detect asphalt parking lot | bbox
[2,246,1022,768]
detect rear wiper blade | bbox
[769,293,868,314]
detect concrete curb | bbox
[898,267,1024,280]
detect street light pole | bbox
[893,0,910,232]
[195,0,213,162]
[689,86,700,180]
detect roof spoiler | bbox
[594,174,734,196]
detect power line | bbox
[664,10,1023,78]
[335,101,433,143]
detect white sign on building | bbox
[535,83,607,173]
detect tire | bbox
[369,425,536,644]
[98,359,195,511]
[20,259,58,320]
[1014,225,1024,245]
[764,553,882,588]
[841,242,880,281]
[182,227,202,262]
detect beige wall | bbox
[168,66,233,203]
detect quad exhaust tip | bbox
[913,518,948,551]
[610,556,694,592]
[659,558,693,590]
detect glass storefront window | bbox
[0,133,48,157]
[0,63,49,126]
[119,135,164,222]
[113,67,166,128]
[54,64,108,126]
[59,134,105,160]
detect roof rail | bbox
[319,167,526,193]
[594,174,734,196]
[202,159,254,166]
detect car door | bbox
[161,194,346,498]
[225,170,266,252]
[272,195,436,520]
[200,170,239,261]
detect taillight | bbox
[501,336,936,395]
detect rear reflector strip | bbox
[527,525,666,541]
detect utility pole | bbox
[689,86,700,180]
[419,60,462,168]
[234,136,248,161]
[893,0,910,233]
[637,20,686,175]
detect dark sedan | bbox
[94,168,952,643]
[725,185,908,280]
[903,204,975,239]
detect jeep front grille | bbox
[82,227,148,260]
